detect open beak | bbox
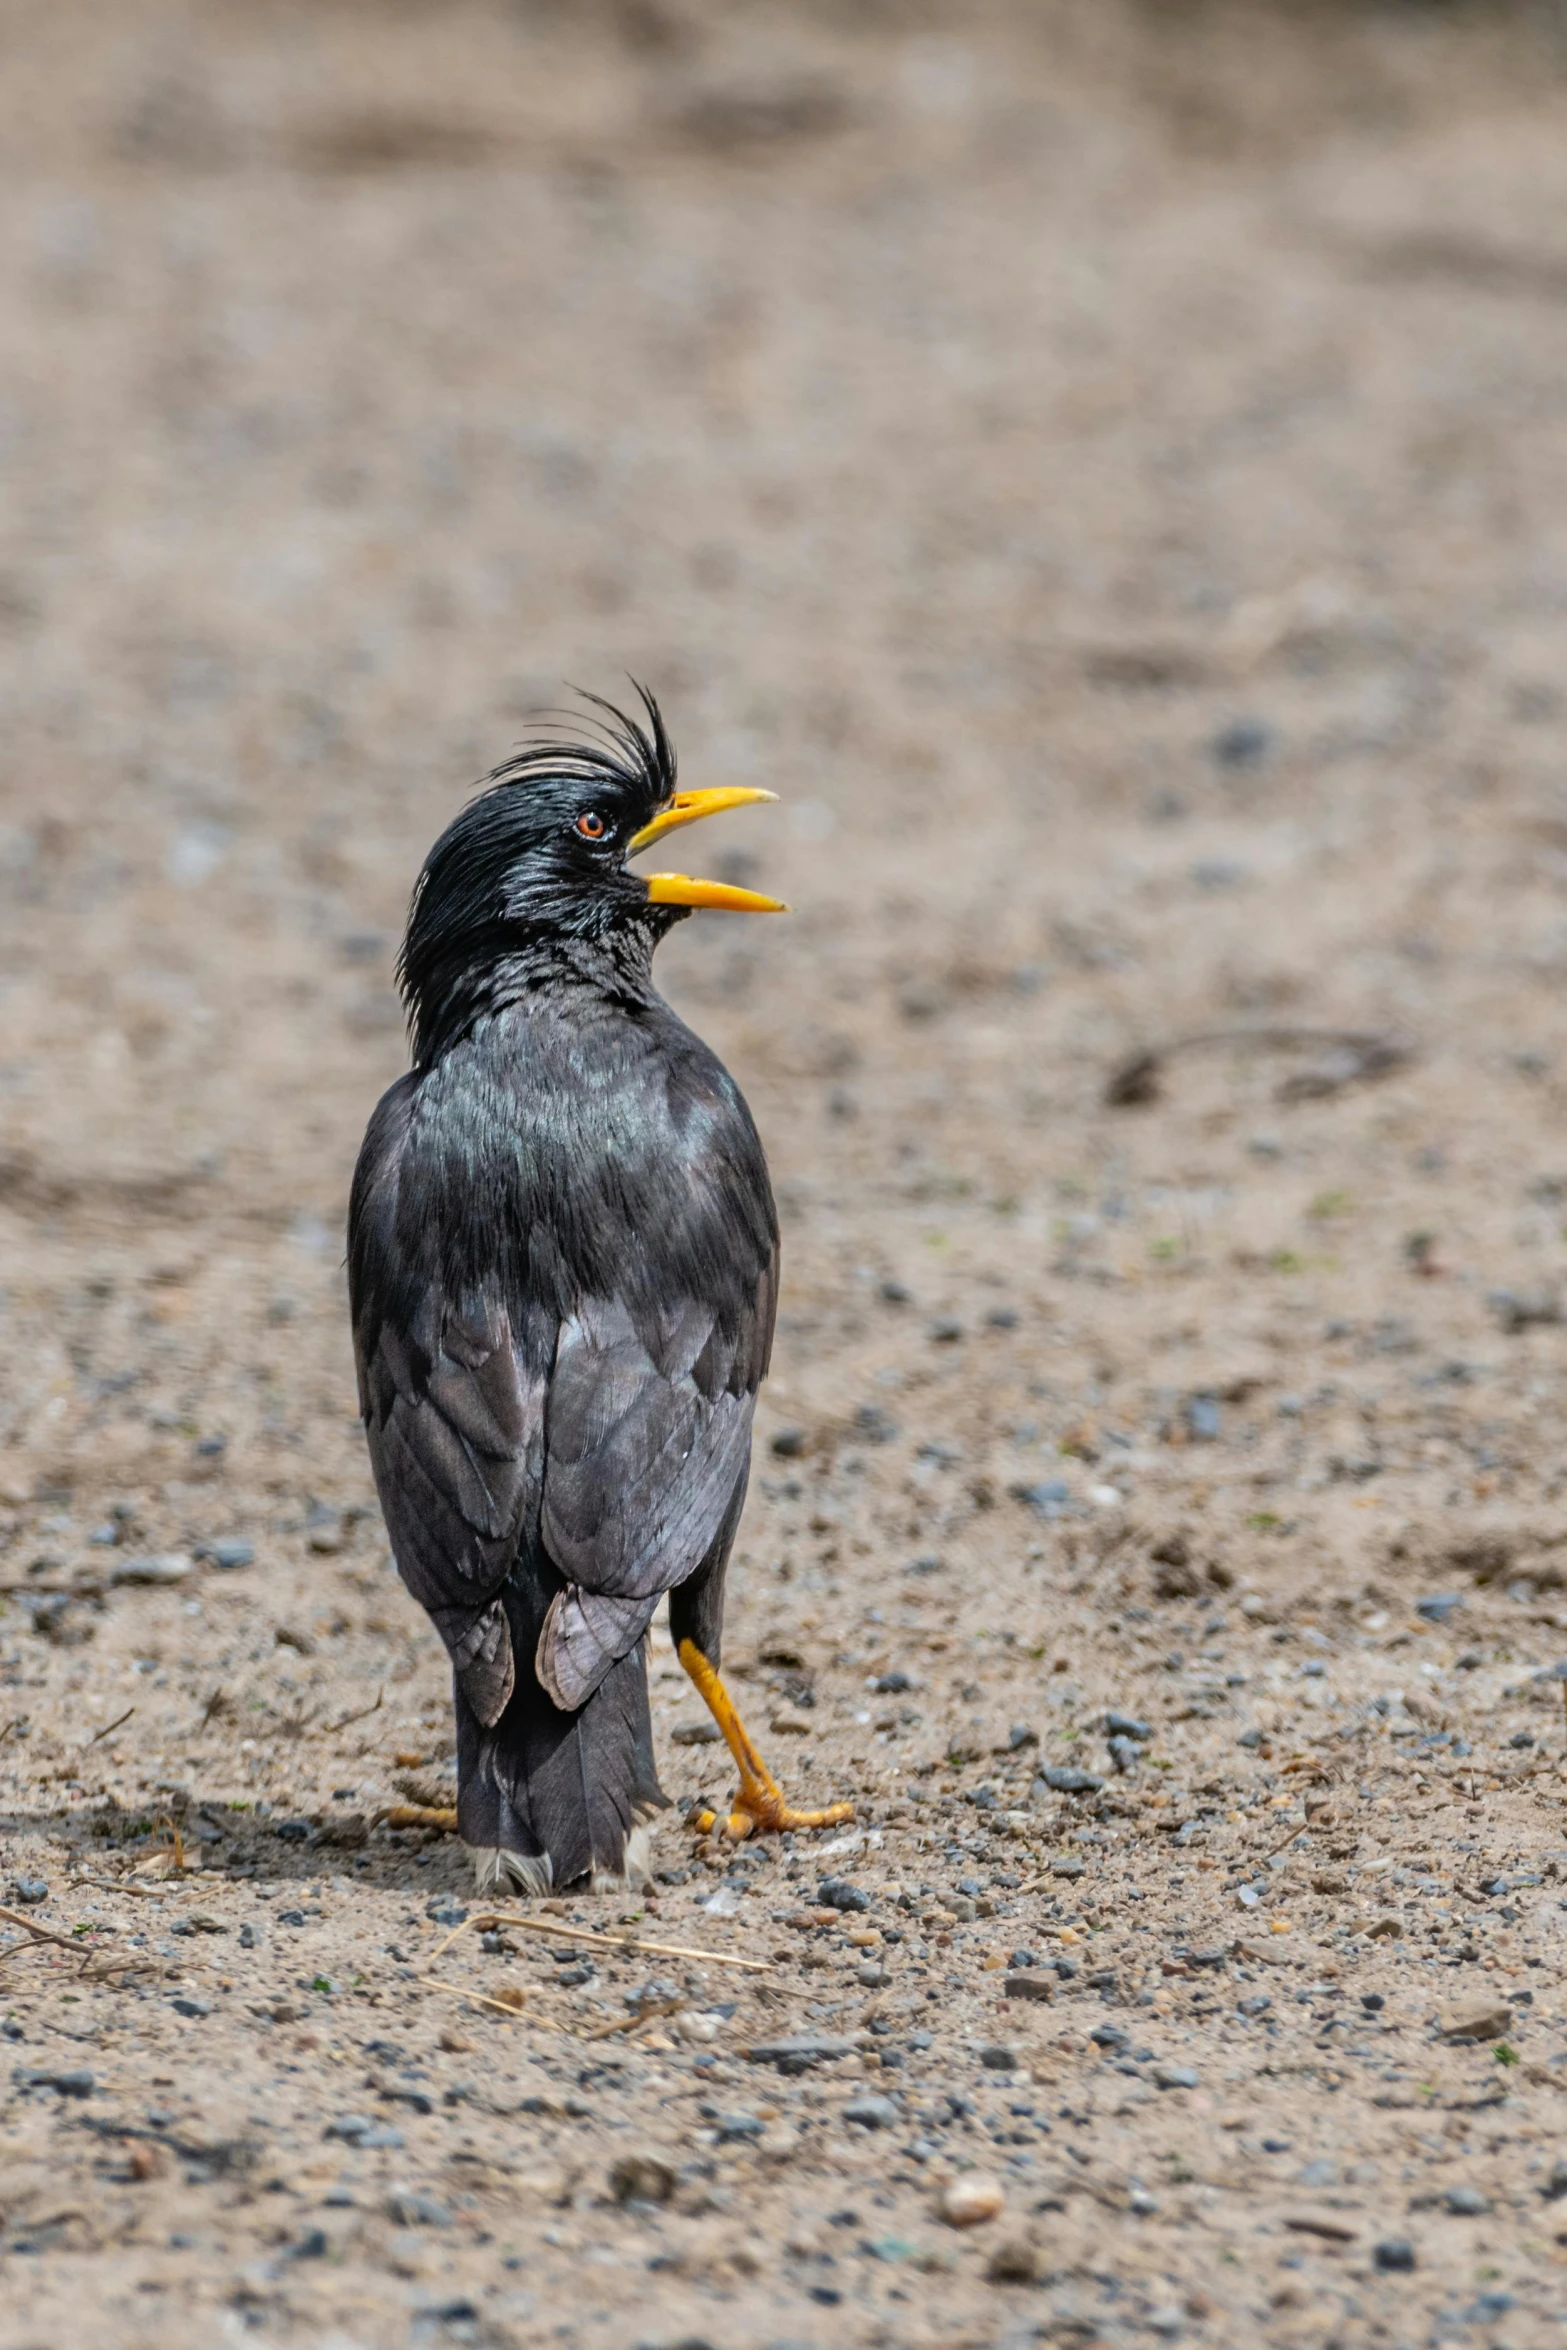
[628,786,777,854]
[631,786,785,913]
[645,873,788,914]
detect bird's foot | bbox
[691,1784,856,1842]
[676,1636,853,1841]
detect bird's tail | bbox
[454,1573,667,1892]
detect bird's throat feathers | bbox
[403,918,681,1071]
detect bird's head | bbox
[398,685,784,1058]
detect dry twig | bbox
[85,1706,136,1748]
[328,1686,384,1734]
[433,1907,769,1974]
[415,1974,566,2027]
[0,1904,82,1952]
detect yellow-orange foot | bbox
[678,1638,855,1842]
[690,1785,857,1841]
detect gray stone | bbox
[608,2153,676,2205]
[110,1553,193,1587]
[842,2095,899,2129]
[202,1539,255,1571]
[386,2191,451,2227]
[744,2035,854,2074]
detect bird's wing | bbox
[536,1255,775,1709]
[351,1042,778,1721]
[350,1086,549,1727]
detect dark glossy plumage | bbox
[347,692,778,1889]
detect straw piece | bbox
[0,1905,82,1952]
[415,1974,567,2027]
[434,1906,768,1973]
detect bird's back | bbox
[348,977,778,1888]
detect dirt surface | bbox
[13,2,1567,2343]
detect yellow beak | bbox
[645,873,788,914]
[628,786,777,854]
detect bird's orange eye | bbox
[575,811,607,841]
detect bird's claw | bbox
[688,1789,854,1842]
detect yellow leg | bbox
[677,1638,854,1841]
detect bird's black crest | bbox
[499,681,676,810]
[397,683,677,1063]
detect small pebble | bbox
[985,2231,1039,2284]
[386,2192,451,2228]
[939,2174,1006,2227]
[11,1879,48,1907]
[1041,1767,1103,1795]
[1374,2239,1416,2272]
[110,1553,193,1587]
[609,2153,675,2204]
[842,2095,899,2130]
[1213,716,1274,769]
[1444,2186,1488,2216]
[979,2045,1017,2071]
[21,2069,94,2098]
[670,1720,722,1746]
[770,1427,807,1458]
[1012,1479,1071,1517]
[1184,1395,1221,1441]
[715,2112,766,2143]
[1154,2064,1198,2091]
[817,1878,870,1913]
[208,1539,255,1570]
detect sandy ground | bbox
[12,1,1567,2343]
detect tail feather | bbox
[455,1571,666,1889]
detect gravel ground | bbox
[10,3,1567,2344]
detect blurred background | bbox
[6,0,1567,1534]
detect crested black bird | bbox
[348,689,852,1892]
